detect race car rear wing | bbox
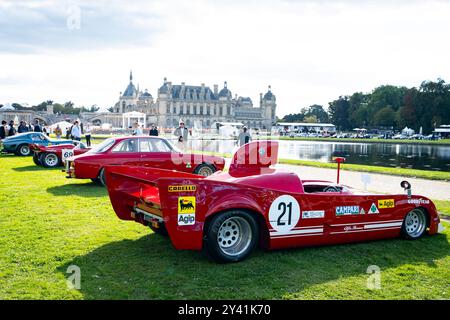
[104,165,204,222]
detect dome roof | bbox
[123,82,137,97]
[122,70,138,97]
[141,89,152,98]
[263,85,274,100]
[218,81,231,98]
[159,77,169,94]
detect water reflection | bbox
[181,139,450,171]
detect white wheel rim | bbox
[217,216,252,257]
[21,146,30,155]
[45,154,58,166]
[405,209,426,237]
[198,166,213,176]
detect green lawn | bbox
[0,155,449,300]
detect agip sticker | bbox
[177,196,196,226]
[378,199,395,209]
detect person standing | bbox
[8,120,16,136]
[18,121,29,133]
[149,125,159,136]
[84,123,92,147]
[132,122,143,136]
[174,120,189,142]
[237,126,252,146]
[54,125,62,139]
[71,121,82,141]
[0,120,7,139]
[33,120,42,132]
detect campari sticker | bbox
[336,206,360,216]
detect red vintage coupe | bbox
[104,140,444,263]
[65,136,225,185]
[31,142,90,168]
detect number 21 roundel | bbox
[268,195,301,233]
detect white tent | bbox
[401,126,415,136]
[49,121,73,133]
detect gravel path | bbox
[275,163,450,201]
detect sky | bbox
[1,0,450,117]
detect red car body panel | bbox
[65,136,225,180]
[104,140,442,253]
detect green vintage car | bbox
[0,132,75,156]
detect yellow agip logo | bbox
[378,199,395,209]
[178,197,196,214]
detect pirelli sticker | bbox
[378,199,395,209]
[177,196,196,226]
[168,185,197,192]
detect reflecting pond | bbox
[181,139,450,171]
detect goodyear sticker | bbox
[178,196,196,226]
[168,185,197,192]
[378,199,395,209]
[336,206,360,216]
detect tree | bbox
[107,107,114,112]
[305,105,328,123]
[373,106,396,128]
[328,96,351,130]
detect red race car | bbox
[65,136,225,185]
[104,140,444,263]
[31,142,90,168]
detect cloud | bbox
[0,0,163,53]
[1,0,450,117]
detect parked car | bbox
[64,136,226,186]
[0,132,74,156]
[31,141,90,168]
[393,134,408,140]
[104,140,444,263]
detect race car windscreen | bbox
[88,138,115,153]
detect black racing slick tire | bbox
[98,168,106,187]
[194,163,216,177]
[204,210,259,263]
[33,153,41,165]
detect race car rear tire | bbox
[149,223,168,236]
[16,144,31,156]
[204,210,259,263]
[32,153,42,165]
[401,208,427,240]
[194,163,216,177]
[42,153,61,168]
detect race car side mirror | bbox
[400,180,411,198]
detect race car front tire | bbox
[401,208,427,240]
[194,163,216,176]
[204,210,259,263]
[42,153,61,168]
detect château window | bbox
[167,106,170,113]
